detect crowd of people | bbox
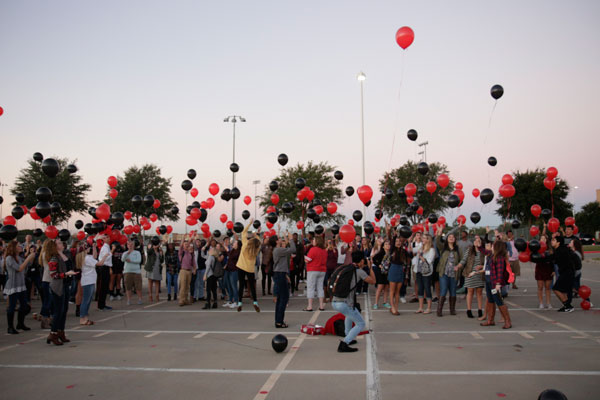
[0,220,591,352]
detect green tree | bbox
[575,202,600,234]
[104,164,178,224]
[10,158,91,225]
[258,161,344,227]
[495,169,572,225]
[378,161,454,223]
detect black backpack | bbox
[328,264,357,299]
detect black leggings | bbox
[261,265,272,294]
[206,276,218,304]
[238,269,257,302]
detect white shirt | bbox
[336,243,346,264]
[81,255,98,286]
[99,244,113,267]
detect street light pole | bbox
[357,72,366,234]
[252,180,261,218]
[224,115,246,223]
[0,182,7,218]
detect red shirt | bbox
[306,247,327,272]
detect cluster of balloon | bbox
[407,129,418,141]
[579,286,592,309]
[272,334,288,353]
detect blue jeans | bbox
[332,301,365,344]
[194,269,206,299]
[273,272,289,324]
[80,284,95,318]
[439,274,457,297]
[224,270,238,303]
[485,278,504,307]
[416,273,432,299]
[40,281,51,317]
[166,272,179,295]
[50,287,69,332]
[7,290,28,313]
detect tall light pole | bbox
[357,71,366,233]
[572,186,579,217]
[418,141,429,162]
[0,182,7,218]
[252,180,261,218]
[224,115,246,222]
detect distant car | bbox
[580,233,596,246]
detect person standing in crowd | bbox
[223,240,241,308]
[4,241,36,334]
[388,227,410,316]
[569,238,585,302]
[164,243,179,302]
[178,240,197,306]
[414,234,435,314]
[332,251,376,353]
[261,236,273,296]
[96,235,113,311]
[78,244,97,325]
[272,232,296,328]
[236,220,262,312]
[370,237,391,310]
[39,240,55,329]
[290,233,304,295]
[356,237,372,295]
[506,230,521,290]
[193,239,208,302]
[435,225,462,317]
[304,236,328,312]
[459,235,486,318]
[203,247,219,309]
[109,241,124,301]
[145,241,164,302]
[455,230,472,294]
[550,235,575,312]
[408,232,423,303]
[489,240,512,328]
[325,239,338,298]
[535,234,554,309]
[26,243,43,320]
[122,239,143,305]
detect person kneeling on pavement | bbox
[330,250,375,353]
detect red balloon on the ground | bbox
[530,204,541,218]
[543,177,556,191]
[271,193,280,205]
[546,167,558,179]
[209,183,220,196]
[357,185,373,205]
[502,174,513,185]
[296,221,304,230]
[190,188,199,198]
[107,176,117,188]
[547,218,560,233]
[581,300,591,310]
[339,224,356,243]
[578,285,591,299]
[45,225,58,239]
[437,174,449,188]
[426,181,437,194]
[404,183,417,197]
[109,189,118,199]
[395,26,415,49]
[530,226,540,237]
[244,196,251,205]
[327,202,337,214]
[472,188,480,198]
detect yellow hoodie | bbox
[236,223,258,273]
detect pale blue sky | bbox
[1,1,599,232]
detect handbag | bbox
[380,254,391,275]
[419,258,432,276]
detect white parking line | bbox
[365,293,381,400]
[409,333,420,340]
[144,332,160,338]
[93,332,111,338]
[193,333,207,339]
[247,333,260,340]
[470,332,483,340]
[144,301,166,309]
[519,332,534,339]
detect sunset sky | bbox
[1,1,599,233]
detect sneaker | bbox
[373,304,379,310]
[557,306,566,312]
[222,302,231,307]
[565,306,574,313]
[400,297,407,304]
[253,302,260,312]
[167,295,171,301]
[117,295,123,300]
[432,297,439,303]
[109,296,115,301]
[383,303,391,309]
[99,306,113,311]
[337,341,358,353]
[546,304,553,309]
[228,302,237,308]
[539,304,545,309]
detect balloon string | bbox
[551,190,554,217]
[484,101,498,144]
[397,51,406,101]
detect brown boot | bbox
[41,317,51,330]
[480,303,496,326]
[449,296,457,315]
[46,332,63,346]
[498,305,512,329]
[57,330,71,343]
[437,296,446,317]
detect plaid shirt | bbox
[490,256,507,287]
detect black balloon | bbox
[407,129,418,141]
[331,225,340,235]
[111,212,124,226]
[75,220,83,229]
[345,186,354,197]
[334,171,344,180]
[397,187,406,198]
[67,164,78,174]
[0,196,2,205]
[479,189,494,204]
[385,188,393,200]
[242,210,250,220]
[417,186,425,196]
[35,201,51,218]
[151,236,161,246]
[311,199,322,207]
[33,228,43,237]
[221,189,231,201]
[36,187,52,202]
[0,225,18,241]
[295,178,306,190]
[306,208,317,220]
[41,158,60,177]
[58,229,70,242]
[529,239,541,253]
[447,194,460,208]
[514,238,527,252]
[405,207,414,217]
[314,225,324,235]
[170,206,179,215]
[143,195,155,207]
[198,208,208,222]
[181,180,193,191]
[186,205,193,215]
[410,200,420,212]
[537,389,567,400]
[50,202,61,214]
[252,220,261,229]
[352,210,362,222]
[312,215,321,224]
[487,156,497,167]
[365,200,371,207]
[490,84,504,100]
[33,152,43,162]
[282,202,294,213]
[400,216,409,226]
[272,334,288,353]
[267,212,278,224]
[159,225,167,235]
[541,209,552,221]
[233,222,244,233]
[269,180,279,192]
[131,195,143,207]
[470,212,481,224]
[428,214,438,224]
[511,219,521,229]
[15,193,25,204]
[530,252,543,263]
[277,154,288,166]
[213,230,221,238]
[11,206,24,220]
[375,209,383,220]
[399,225,412,239]
[417,162,429,176]
[363,222,374,235]
[226,229,234,237]
[191,201,201,209]
[84,223,93,234]
[230,163,239,173]
[230,187,241,200]
[187,169,197,180]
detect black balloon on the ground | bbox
[269,180,279,192]
[312,215,321,224]
[58,229,70,242]
[487,156,497,167]
[11,206,24,220]
[417,162,429,176]
[541,208,552,220]
[375,209,383,220]
[159,225,167,235]
[511,219,521,229]
[75,220,83,229]
[67,164,78,174]
[315,225,324,235]
[267,212,278,224]
[0,225,18,241]
[181,180,193,191]
[15,193,25,204]
[252,220,261,229]
[428,214,438,224]
[490,84,504,100]
[111,212,124,226]
[230,187,241,200]
[41,158,60,177]
[131,195,142,207]
[230,163,239,173]
[242,210,250,220]
[514,238,527,252]
[447,194,460,208]
[50,202,61,214]
[213,230,221,238]
[221,189,231,201]
[33,228,43,237]
[33,152,43,162]
[295,178,306,190]
[143,195,155,207]
[537,389,568,400]
[479,189,494,204]
[334,171,344,180]
[399,216,409,226]
[470,212,481,224]
[233,222,244,233]
[399,225,412,239]
[282,202,294,213]
[397,187,406,198]
[345,186,354,197]
[187,169,196,180]
[352,210,362,222]
[272,334,288,353]
[226,229,234,237]
[331,225,340,235]
[530,252,543,263]
[363,222,374,235]
[151,236,161,246]
[407,129,418,141]
[277,154,288,166]
[36,187,52,202]
[529,239,541,253]
[35,201,51,218]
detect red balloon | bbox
[374,226,381,234]
[118,234,128,245]
[30,207,40,220]
[327,202,338,214]
[269,228,276,237]
[156,227,161,235]
[45,225,58,239]
[297,190,306,202]
[271,193,280,205]
[96,203,111,221]
[581,300,591,310]
[109,189,118,199]
[140,216,149,225]
[110,230,120,243]
[186,216,198,226]
[502,174,514,185]
[226,221,234,230]
[437,174,449,189]
[166,225,173,234]
[220,214,227,223]
[357,185,373,205]
[565,217,575,226]
[472,188,480,198]
[206,197,215,209]
[200,201,208,209]
[77,231,86,241]
[3,216,16,226]
[306,190,315,202]
[426,181,437,194]
[339,224,356,243]
[453,189,465,205]
[267,206,276,214]
[543,177,556,191]
[438,216,446,225]
[348,219,355,226]
[499,184,515,198]
[203,231,211,239]
[0,106,3,116]
[390,218,398,227]
[404,183,417,197]
[416,206,423,215]
[21,205,28,215]
[149,213,158,222]
[190,208,201,220]
[573,225,579,235]
[296,220,304,230]
[547,218,560,233]
[529,226,540,237]
[42,215,51,224]
[546,167,558,180]
[153,199,161,209]
[455,182,463,190]
[201,223,210,233]
[539,241,547,254]
[314,205,324,215]
[107,176,118,188]
[578,285,591,299]
[244,196,251,205]
[266,221,274,229]
[208,183,220,196]
[456,215,466,225]
[143,222,151,231]
[518,252,530,263]
[133,225,141,233]
[190,188,199,198]
[395,26,415,49]
[123,225,134,235]
[406,195,414,204]
[530,204,541,218]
